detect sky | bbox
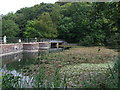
[0,0,57,15]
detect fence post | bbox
[19,39,21,43]
[27,37,28,43]
[3,36,6,44]
[35,37,37,42]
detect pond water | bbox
[0,47,118,88]
[1,48,63,73]
[0,48,64,87]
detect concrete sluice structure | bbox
[39,42,50,50]
[0,41,64,57]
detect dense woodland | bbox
[2,2,120,46]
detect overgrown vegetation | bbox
[1,47,118,88]
[1,1,119,89]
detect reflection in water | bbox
[23,52,38,59]
[2,52,23,65]
[0,48,65,88]
[49,48,63,53]
[2,51,40,71]
[1,48,63,74]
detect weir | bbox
[0,40,64,57]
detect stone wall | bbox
[0,43,23,56]
[23,43,39,52]
[39,42,50,50]
[0,42,50,56]
[0,41,62,56]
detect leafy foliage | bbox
[2,73,21,88]
[24,12,58,38]
[2,2,119,46]
[2,19,20,39]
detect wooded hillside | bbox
[2,2,120,46]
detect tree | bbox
[24,12,58,38]
[3,12,16,21]
[58,3,92,43]
[58,2,119,46]
[2,2,119,46]
[91,2,119,45]
[50,3,61,25]
[15,3,55,37]
[37,12,58,38]
[15,14,27,37]
[2,19,20,42]
[24,20,38,38]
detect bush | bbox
[2,73,21,88]
[79,36,94,46]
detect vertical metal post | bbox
[56,42,59,48]
[3,36,6,44]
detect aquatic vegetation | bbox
[1,47,119,88]
[34,47,118,88]
[1,61,118,88]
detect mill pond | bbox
[1,2,120,88]
[1,48,64,88]
[0,46,119,88]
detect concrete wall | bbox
[0,41,63,56]
[39,42,50,50]
[0,42,50,56]
[0,43,23,56]
[23,43,39,52]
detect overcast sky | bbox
[0,0,57,15]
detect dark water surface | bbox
[0,48,64,87]
[1,48,63,73]
[0,48,61,82]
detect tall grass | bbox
[1,68,67,88]
[1,60,118,88]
